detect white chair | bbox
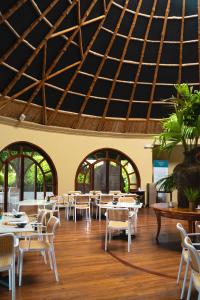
[89,191,101,218]
[118,196,138,234]
[105,208,132,252]
[176,223,200,299]
[74,195,91,222]
[18,216,60,286]
[184,236,200,300]
[98,194,114,221]
[0,233,15,300]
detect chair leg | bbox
[48,249,53,270]
[40,250,47,264]
[187,273,193,300]
[105,226,108,251]
[99,206,101,221]
[51,246,59,282]
[75,208,77,223]
[180,258,189,299]
[11,260,15,300]
[128,226,131,252]
[177,252,184,284]
[109,230,112,243]
[19,251,24,287]
[9,269,11,290]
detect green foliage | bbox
[184,187,200,202]
[155,83,200,155]
[156,174,177,192]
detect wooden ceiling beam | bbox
[1,0,77,98]
[75,0,130,129]
[177,0,185,84]
[0,0,60,65]
[125,0,158,127]
[30,0,79,47]
[42,45,47,125]
[47,61,81,80]
[46,0,113,126]
[99,0,143,131]
[77,1,83,58]
[0,0,27,25]
[18,0,98,119]
[145,0,171,132]
[50,15,105,39]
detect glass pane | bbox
[0,166,4,210]
[109,162,120,191]
[121,159,128,166]
[0,150,10,162]
[33,152,44,163]
[8,158,20,211]
[125,162,134,174]
[77,172,85,184]
[37,167,44,199]
[122,169,129,193]
[45,172,53,199]
[40,160,50,173]
[129,173,137,184]
[24,159,35,200]
[95,151,106,160]
[94,161,106,193]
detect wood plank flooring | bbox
[0,208,198,300]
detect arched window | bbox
[0,142,57,211]
[75,148,140,193]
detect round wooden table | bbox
[151,203,200,241]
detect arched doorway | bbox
[75,148,140,193]
[0,142,57,211]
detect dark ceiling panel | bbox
[0,0,199,133]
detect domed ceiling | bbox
[0,0,199,134]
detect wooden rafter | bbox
[177,0,185,84]
[88,49,199,67]
[145,0,171,132]
[101,26,198,45]
[18,0,99,118]
[47,61,81,80]
[0,0,60,65]
[125,0,158,126]
[0,0,27,25]
[42,45,47,125]
[99,0,143,130]
[74,0,130,129]
[77,1,84,58]
[46,0,113,126]
[50,15,105,39]
[112,1,196,20]
[3,19,35,50]
[1,0,78,99]
[30,0,79,47]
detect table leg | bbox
[188,220,194,233]
[155,212,161,242]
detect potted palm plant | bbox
[154,83,200,207]
[184,187,200,211]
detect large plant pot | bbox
[173,147,200,208]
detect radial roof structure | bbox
[0,0,199,134]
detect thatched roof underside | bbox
[0,0,199,134]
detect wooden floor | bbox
[0,208,198,300]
